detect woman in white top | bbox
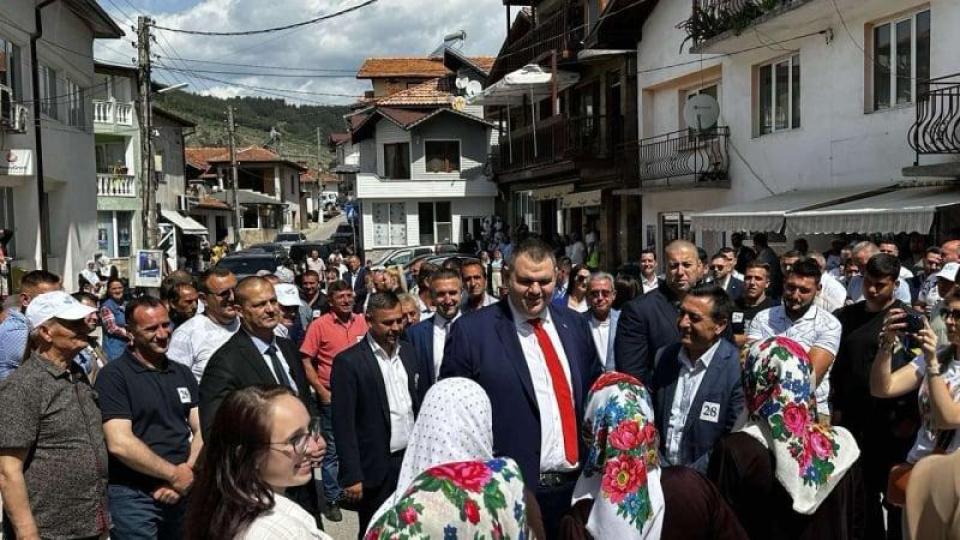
[871,289,960,463]
[186,385,330,540]
[561,265,592,313]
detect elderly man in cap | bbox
[0,291,111,540]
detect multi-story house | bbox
[92,62,201,275]
[328,131,359,201]
[0,1,122,291]
[349,51,499,258]
[636,0,960,257]
[480,0,652,268]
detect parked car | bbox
[274,231,307,246]
[373,244,458,269]
[420,253,482,270]
[245,243,289,257]
[215,253,283,280]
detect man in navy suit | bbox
[405,268,462,382]
[583,271,619,371]
[709,252,745,301]
[649,283,744,473]
[615,240,705,383]
[342,255,368,314]
[441,239,601,539]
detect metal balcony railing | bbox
[682,0,796,46]
[909,74,960,163]
[97,173,137,197]
[492,115,619,174]
[638,126,730,187]
[93,100,134,126]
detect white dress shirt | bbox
[816,272,848,313]
[663,340,721,465]
[168,314,241,383]
[367,335,415,453]
[641,275,660,294]
[248,331,298,393]
[746,304,842,415]
[588,314,611,369]
[508,300,577,472]
[431,312,461,380]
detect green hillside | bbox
[155,91,351,167]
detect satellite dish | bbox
[465,80,482,97]
[455,77,469,90]
[683,94,720,131]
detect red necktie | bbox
[528,318,578,465]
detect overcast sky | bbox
[94,0,508,105]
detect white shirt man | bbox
[816,271,848,313]
[168,314,240,382]
[663,340,721,465]
[589,317,611,368]
[368,335,414,452]
[431,312,461,380]
[508,300,576,472]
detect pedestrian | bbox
[720,246,744,281]
[747,258,842,421]
[167,268,241,383]
[441,238,601,539]
[306,249,326,275]
[847,241,912,304]
[330,292,431,536]
[556,265,591,313]
[753,233,782,299]
[299,279,368,523]
[397,293,420,329]
[809,252,847,313]
[185,385,330,540]
[0,291,110,540]
[649,284,744,472]
[413,262,436,317]
[0,270,61,379]
[343,255,369,313]
[708,337,864,539]
[164,281,200,330]
[299,269,330,328]
[616,240,705,383]
[365,378,544,540]
[928,262,959,346]
[731,261,778,348]
[560,372,747,540]
[567,232,586,266]
[101,277,133,362]
[639,249,661,294]
[274,283,307,347]
[81,259,104,295]
[915,246,943,311]
[384,265,405,293]
[490,249,505,293]
[95,297,202,539]
[583,272,619,372]
[731,232,755,275]
[406,268,462,383]
[460,258,498,313]
[198,276,321,516]
[72,291,109,382]
[709,252,744,301]
[552,256,572,303]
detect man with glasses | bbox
[168,268,241,383]
[584,272,619,371]
[95,297,202,539]
[709,252,744,301]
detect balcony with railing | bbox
[488,6,585,84]
[637,127,730,190]
[906,74,960,177]
[492,115,617,175]
[93,100,134,127]
[682,0,821,54]
[97,173,137,197]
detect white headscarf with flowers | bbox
[571,372,665,540]
[741,337,860,514]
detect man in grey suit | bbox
[583,272,619,372]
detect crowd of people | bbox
[0,229,958,539]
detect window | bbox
[97,211,133,258]
[513,191,541,234]
[757,54,800,135]
[418,201,452,244]
[372,202,407,247]
[242,207,259,229]
[872,9,930,110]
[64,77,84,128]
[383,143,410,179]
[0,187,14,258]
[0,38,22,126]
[425,141,461,173]
[38,65,58,120]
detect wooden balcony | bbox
[492,115,619,175]
[488,6,584,84]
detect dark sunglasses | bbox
[940,308,960,321]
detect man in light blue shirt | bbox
[846,241,911,304]
[0,270,61,380]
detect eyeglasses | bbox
[709,265,725,271]
[588,290,613,298]
[266,432,311,456]
[940,308,960,321]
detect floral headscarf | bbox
[364,457,528,540]
[741,337,860,514]
[571,372,665,540]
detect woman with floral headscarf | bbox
[560,372,747,540]
[708,337,864,539]
[365,377,545,539]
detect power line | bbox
[154,69,364,99]
[154,65,356,79]
[152,0,377,36]
[156,56,357,73]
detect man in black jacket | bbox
[199,276,322,517]
[331,292,430,537]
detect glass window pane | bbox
[418,202,434,245]
[117,212,132,257]
[874,23,891,109]
[436,201,452,222]
[791,55,801,129]
[436,223,452,244]
[97,212,113,257]
[775,61,789,131]
[896,19,912,104]
[759,65,773,135]
[389,202,406,245]
[916,10,930,98]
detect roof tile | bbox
[357,56,497,79]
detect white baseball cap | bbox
[274,266,295,284]
[938,262,960,282]
[26,291,96,329]
[274,283,303,307]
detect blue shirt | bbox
[0,309,29,381]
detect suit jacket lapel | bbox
[399,346,422,413]
[606,310,620,369]
[237,331,280,384]
[494,303,537,410]
[682,342,726,435]
[361,342,391,427]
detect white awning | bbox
[529,183,575,201]
[786,185,960,235]
[562,189,603,209]
[160,209,208,236]
[689,185,893,233]
[468,64,580,106]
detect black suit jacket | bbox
[614,283,682,383]
[199,330,318,435]
[331,338,430,488]
[725,277,745,302]
[344,268,369,313]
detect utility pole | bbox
[137,16,158,249]
[316,126,323,225]
[227,106,242,248]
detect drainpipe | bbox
[30,0,57,271]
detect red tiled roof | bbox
[185,147,228,170]
[203,146,308,171]
[378,107,431,128]
[357,56,497,79]
[328,132,351,145]
[376,77,454,107]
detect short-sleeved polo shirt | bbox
[94,352,199,490]
[300,312,368,389]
